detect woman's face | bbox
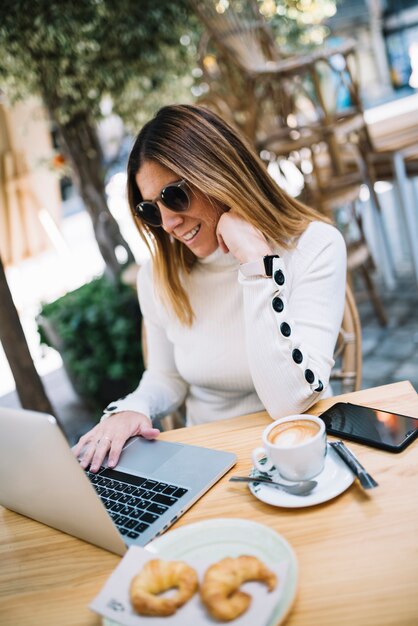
[135,160,223,258]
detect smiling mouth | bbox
[182,224,201,242]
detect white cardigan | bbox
[103,221,347,425]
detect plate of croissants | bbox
[95,518,298,626]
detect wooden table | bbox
[365,93,418,288]
[1,381,418,626]
[365,92,418,153]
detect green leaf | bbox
[37,274,144,410]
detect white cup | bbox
[252,414,327,481]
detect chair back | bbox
[331,283,362,393]
[191,0,279,73]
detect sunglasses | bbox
[134,179,190,227]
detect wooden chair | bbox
[193,6,389,324]
[258,133,388,326]
[330,283,362,394]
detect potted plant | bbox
[37,275,144,417]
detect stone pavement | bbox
[1,271,417,446]
[356,273,418,393]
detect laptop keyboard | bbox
[86,467,188,540]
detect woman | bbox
[73,104,346,472]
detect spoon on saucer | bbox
[229,475,317,496]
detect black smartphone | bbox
[318,402,418,452]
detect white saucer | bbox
[249,444,354,508]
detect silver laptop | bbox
[0,407,236,555]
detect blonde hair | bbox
[127,104,327,325]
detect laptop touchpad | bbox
[115,438,181,474]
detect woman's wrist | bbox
[238,242,273,264]
[103,410,152,430]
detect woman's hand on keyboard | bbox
[72,411,160,473]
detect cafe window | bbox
[384,1,418,89]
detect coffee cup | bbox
[252,415,327,481]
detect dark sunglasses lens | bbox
[135,202,161,226]
[161,185,189,212]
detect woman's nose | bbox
[159,204,184,233]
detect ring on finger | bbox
[96,436,111,446]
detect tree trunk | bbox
[0,253,55,416]
[51,109,135,280]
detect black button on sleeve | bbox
[304,369,315,384]
[274,269,285,286]
[280,322,291,337]
[292,348,303,364]
[315,380,324,392]
[106,405,117,411]
[272,296,284,313]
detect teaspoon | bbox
[229,475,317,496]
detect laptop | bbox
[0,407,236,555]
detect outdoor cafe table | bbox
[365,92,418,288]
[1,380,418,626]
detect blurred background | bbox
[1,0,417,443]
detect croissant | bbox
[200,555,277,622]
[130,558,198,616]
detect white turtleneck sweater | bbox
[103,221,347,426]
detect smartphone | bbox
[318,402,418,452]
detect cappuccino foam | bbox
[268,420,320,447]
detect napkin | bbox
[90,546,288,626]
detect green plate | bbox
[104,518,298,626]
